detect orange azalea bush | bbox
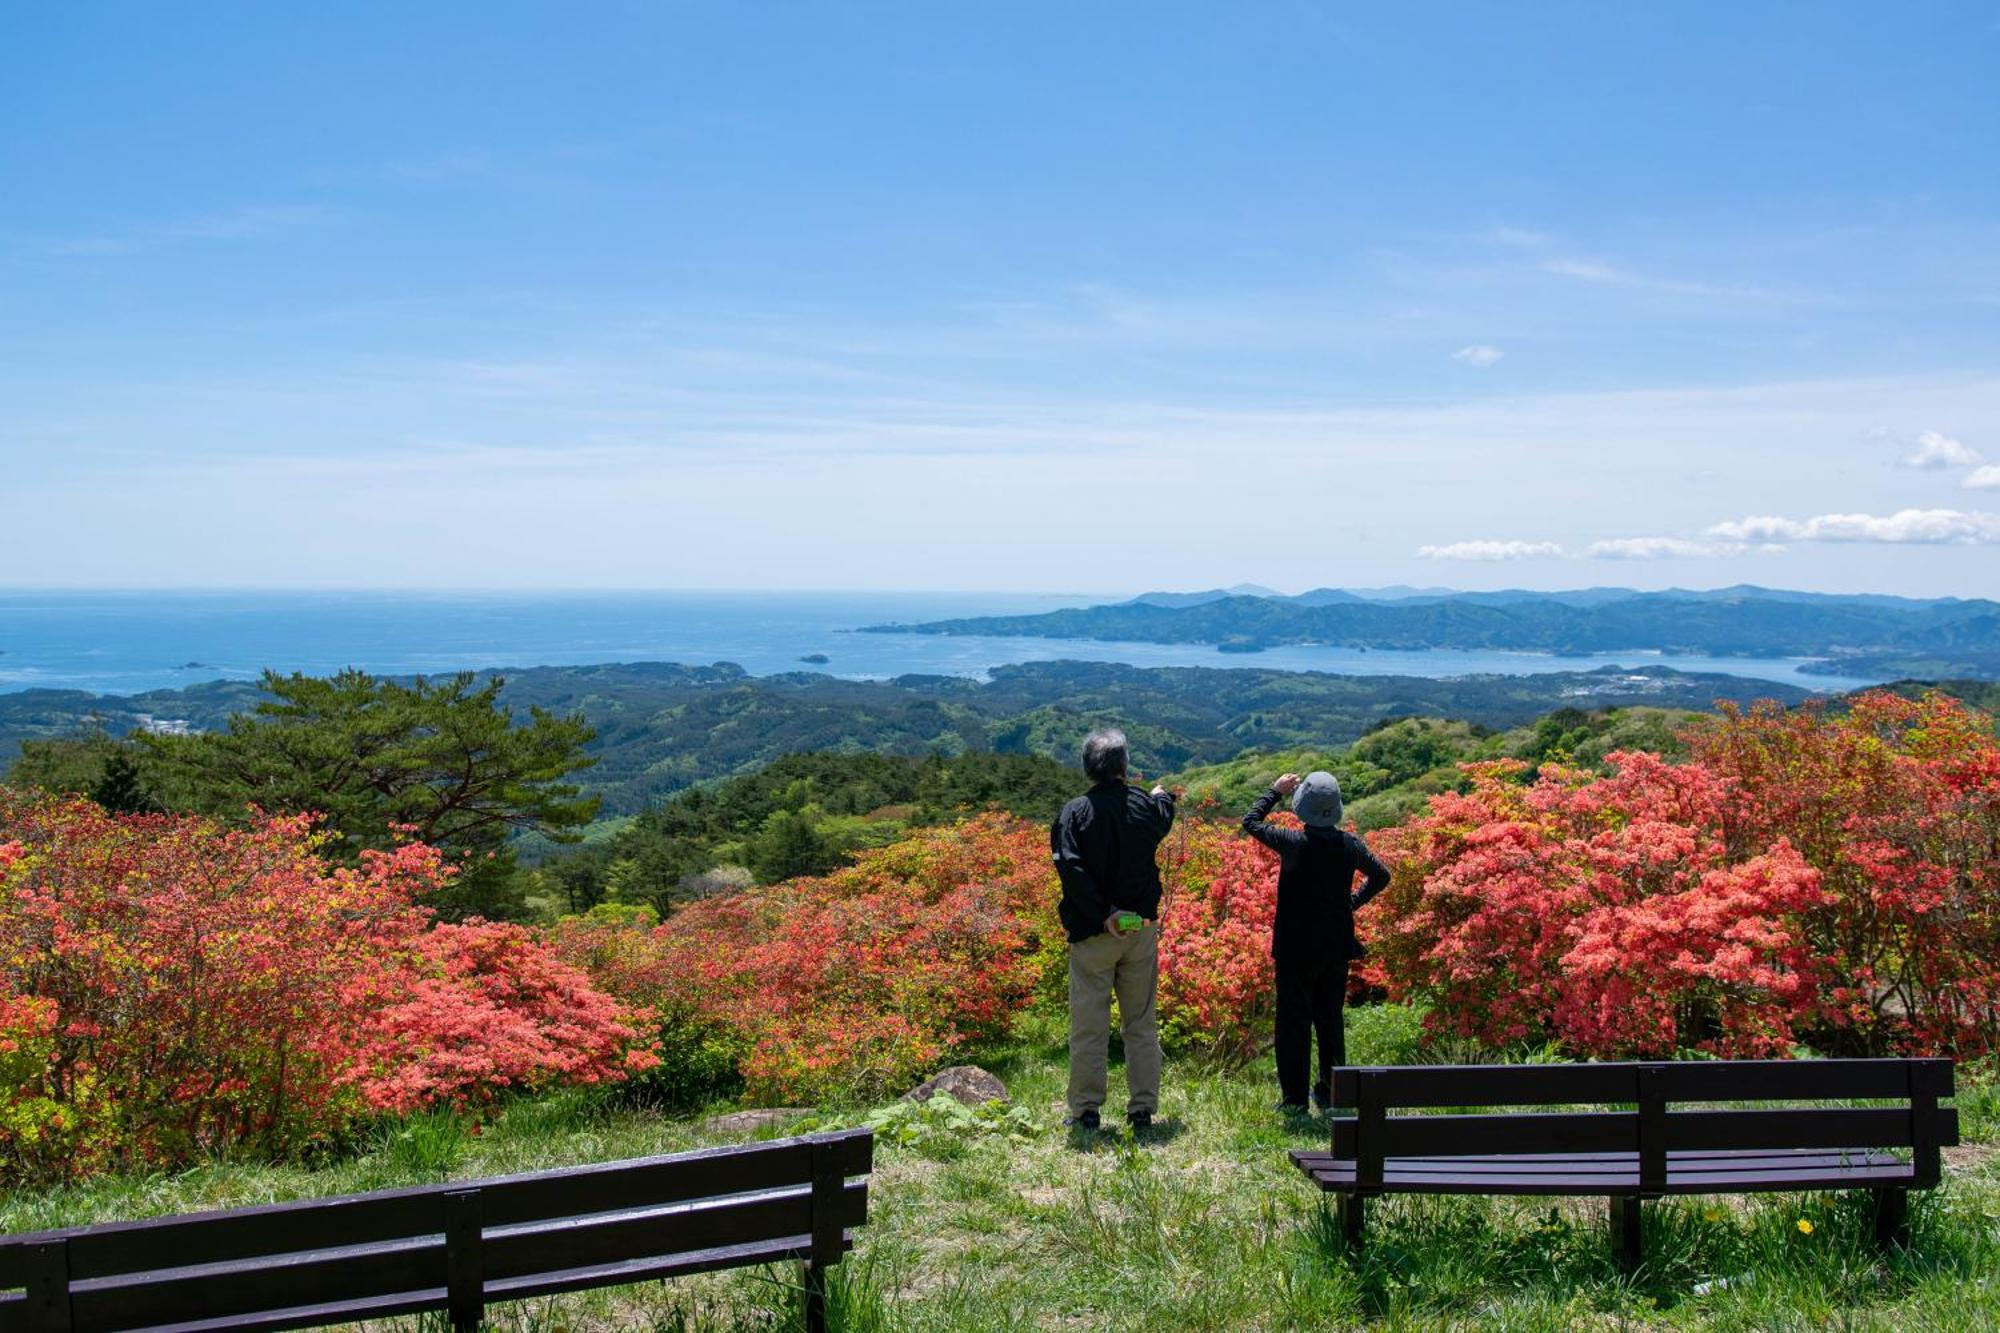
[1155,821,1278,1062]
[554,814,1064,1104]
[1688,690,2000,1054]
[0,791,648,1184]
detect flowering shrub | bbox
[559,815,1063,1104]
[0,792,647,1185]
[1155,823,1277,1061]
[1688,691,2000,1054]
[1364,691,2000,1059]
[1361,754,1829,1057]
[336,921,656,1115]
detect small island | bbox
[799,653,831,665]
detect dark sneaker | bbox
[1065,1109,1101,1131]
[1311,1083,1333,1113]
[1126,1110,1153,1134]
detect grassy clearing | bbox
[4,1024,1996,1331]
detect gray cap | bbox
[1291,771,1345,828]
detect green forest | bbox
[8,660,1993,923]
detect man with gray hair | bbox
[1050,727,1176,1132]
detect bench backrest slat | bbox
[1329,1058,1952,1109]
[483,1179,867,1282]
[0,1131,872,1288]
[1330,1066,1960,1165]
[0,1128,873,1333]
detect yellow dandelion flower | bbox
[1796,1219,1814,1235]
[1703,1207,1726,1223]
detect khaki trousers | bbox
[1066,926,1161,1118]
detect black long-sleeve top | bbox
[1050,780,1177,943]
[1241,787,1391,962]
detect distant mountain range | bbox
[869,586,2000,679]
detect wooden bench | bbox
[1289,1059,1955,1267]
[0,1127,873,1333]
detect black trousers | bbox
[1274,954,1349,1107]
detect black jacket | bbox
[1050,780,1177,943]
[1242,787,1391,963]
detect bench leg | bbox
[1337,1194,1366,1249]
[1873,1188,1909,1250]
[802,1260,829,1333]
[1610,1196,1643,1271]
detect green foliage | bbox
[1343,1002,1432,1067]
[6,660,1849,822]
[853,1095,1039,1161]
[87,750,155,814]
[749,808,842,883]
[556,749,1079,909]
[140,669,598,919]
[1171,707,1701,831]
[375,1108,474,1179]
[625,1009,748,1110]
[8,728,133,799]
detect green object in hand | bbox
[1115,911,1144,933]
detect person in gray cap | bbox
[1050,727,1176,1133]
[1242,770,1391,1114]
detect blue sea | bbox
[0,589,1886,696]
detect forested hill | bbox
[2,659,1820,816]
[863,586,2000,679]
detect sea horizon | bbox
[0,587,1890,698]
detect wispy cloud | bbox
[1417,539,1565,561]
[34,204,332,256]
[1963,465,2000,490]
[1451,344,1504,368]
[1586,536,1729,560]
[1707,508,2000,545]
[1479,224,1552,248]
[1898,430,1982,469]
[1539,256,1817,305]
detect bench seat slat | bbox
[1296,1148,1908,1173]
[1296,1160,1920,1184]
[1292,1148,1918,1196]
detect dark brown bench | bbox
[0,1127,872,1333]
[1290,1058,1955,1267]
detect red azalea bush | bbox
[1363,691,2000,1059]
[0,791,647,1184]
[335,920,657,1116]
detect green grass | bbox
[4,1038,1996,1332]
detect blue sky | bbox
[3,2,1997,594]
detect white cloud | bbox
[1706,508,2000,545]
[1586,536,1724,560]
[1965,465,2000,490]
[1451,344,1504,367]
[1417,539,1564,561]
[1899,430,1983,469]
